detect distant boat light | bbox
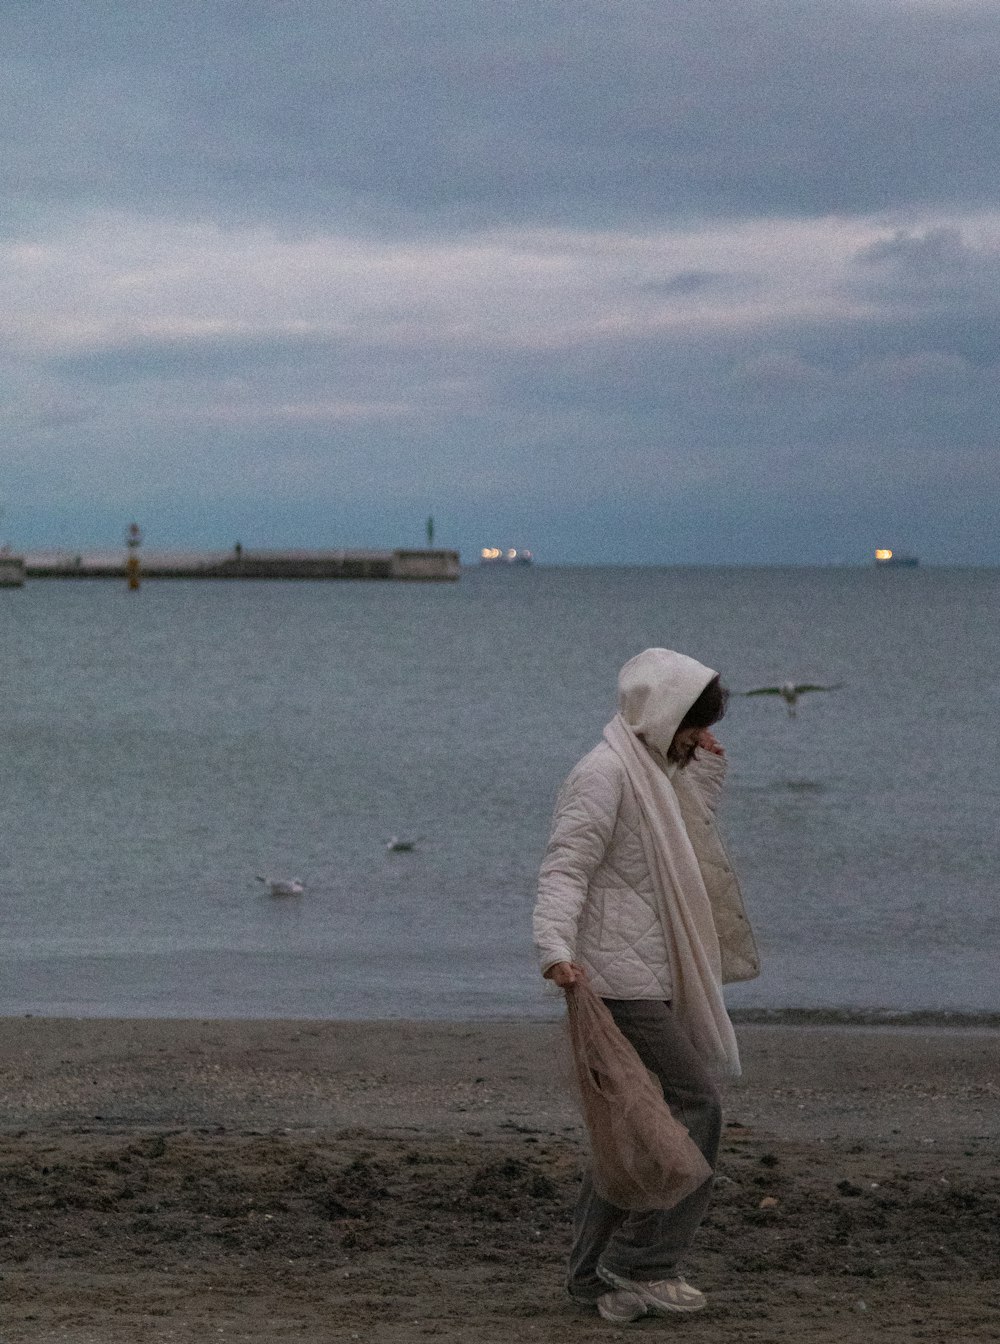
[480,546,533,565]
[875,547,918,567]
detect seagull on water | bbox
[386,835,421,853]
[255,874,306,896]
[743,681,843,717]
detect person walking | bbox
[533,647,760,1324]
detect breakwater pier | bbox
[23,548,461,582]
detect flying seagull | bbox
[255,874,305,896]
[743,681,843,717]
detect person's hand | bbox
[544,961,585,988]
[696,729,725,757]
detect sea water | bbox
[1,566,997,1020]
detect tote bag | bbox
[566,982,713,1211]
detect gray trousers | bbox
[567,998,722,1300]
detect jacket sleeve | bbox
[533,755,622,975]
[684,748,728,813]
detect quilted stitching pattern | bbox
[535,743,673,998]
[534,742,760,998]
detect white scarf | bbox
[603,712,742,1079]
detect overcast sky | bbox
[4,0,999,563]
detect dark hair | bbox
[678,674,729,731]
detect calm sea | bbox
[2,566,997,1021]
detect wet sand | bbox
[1,1016,998,1342]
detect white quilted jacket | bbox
[533,741,760,1000]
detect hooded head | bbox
[617,648,719,758]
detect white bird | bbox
[743,681,843,717]
[255,874,305,896]
[386,835,421,853]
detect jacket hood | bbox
[616,648,717,756]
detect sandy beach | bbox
[1,1015,997,1343]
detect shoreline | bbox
[5,1004,1000,1028]
[2,1016,998,1342]
[731,1005,1000,1027]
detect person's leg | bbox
[565,997,722,1299]
[566,1170,627,1302]
[599,998,722,1283]
[566,1176,648,1321]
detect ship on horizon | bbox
[875,548,919,568]
[480,547,534,566]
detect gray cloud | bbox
[852,225,1000,310]
[639,271,737,297]
[6,1,1000,233]
[3,2,1000,563]
[48,332,339,383]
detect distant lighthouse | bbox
[125,521,143,590]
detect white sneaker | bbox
[596,1290,648,1324]
[598,1266,707,1314]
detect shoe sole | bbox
[597,1296,647,1324]
[598,1268,707,1314]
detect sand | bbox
[1,1015,998,1342]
